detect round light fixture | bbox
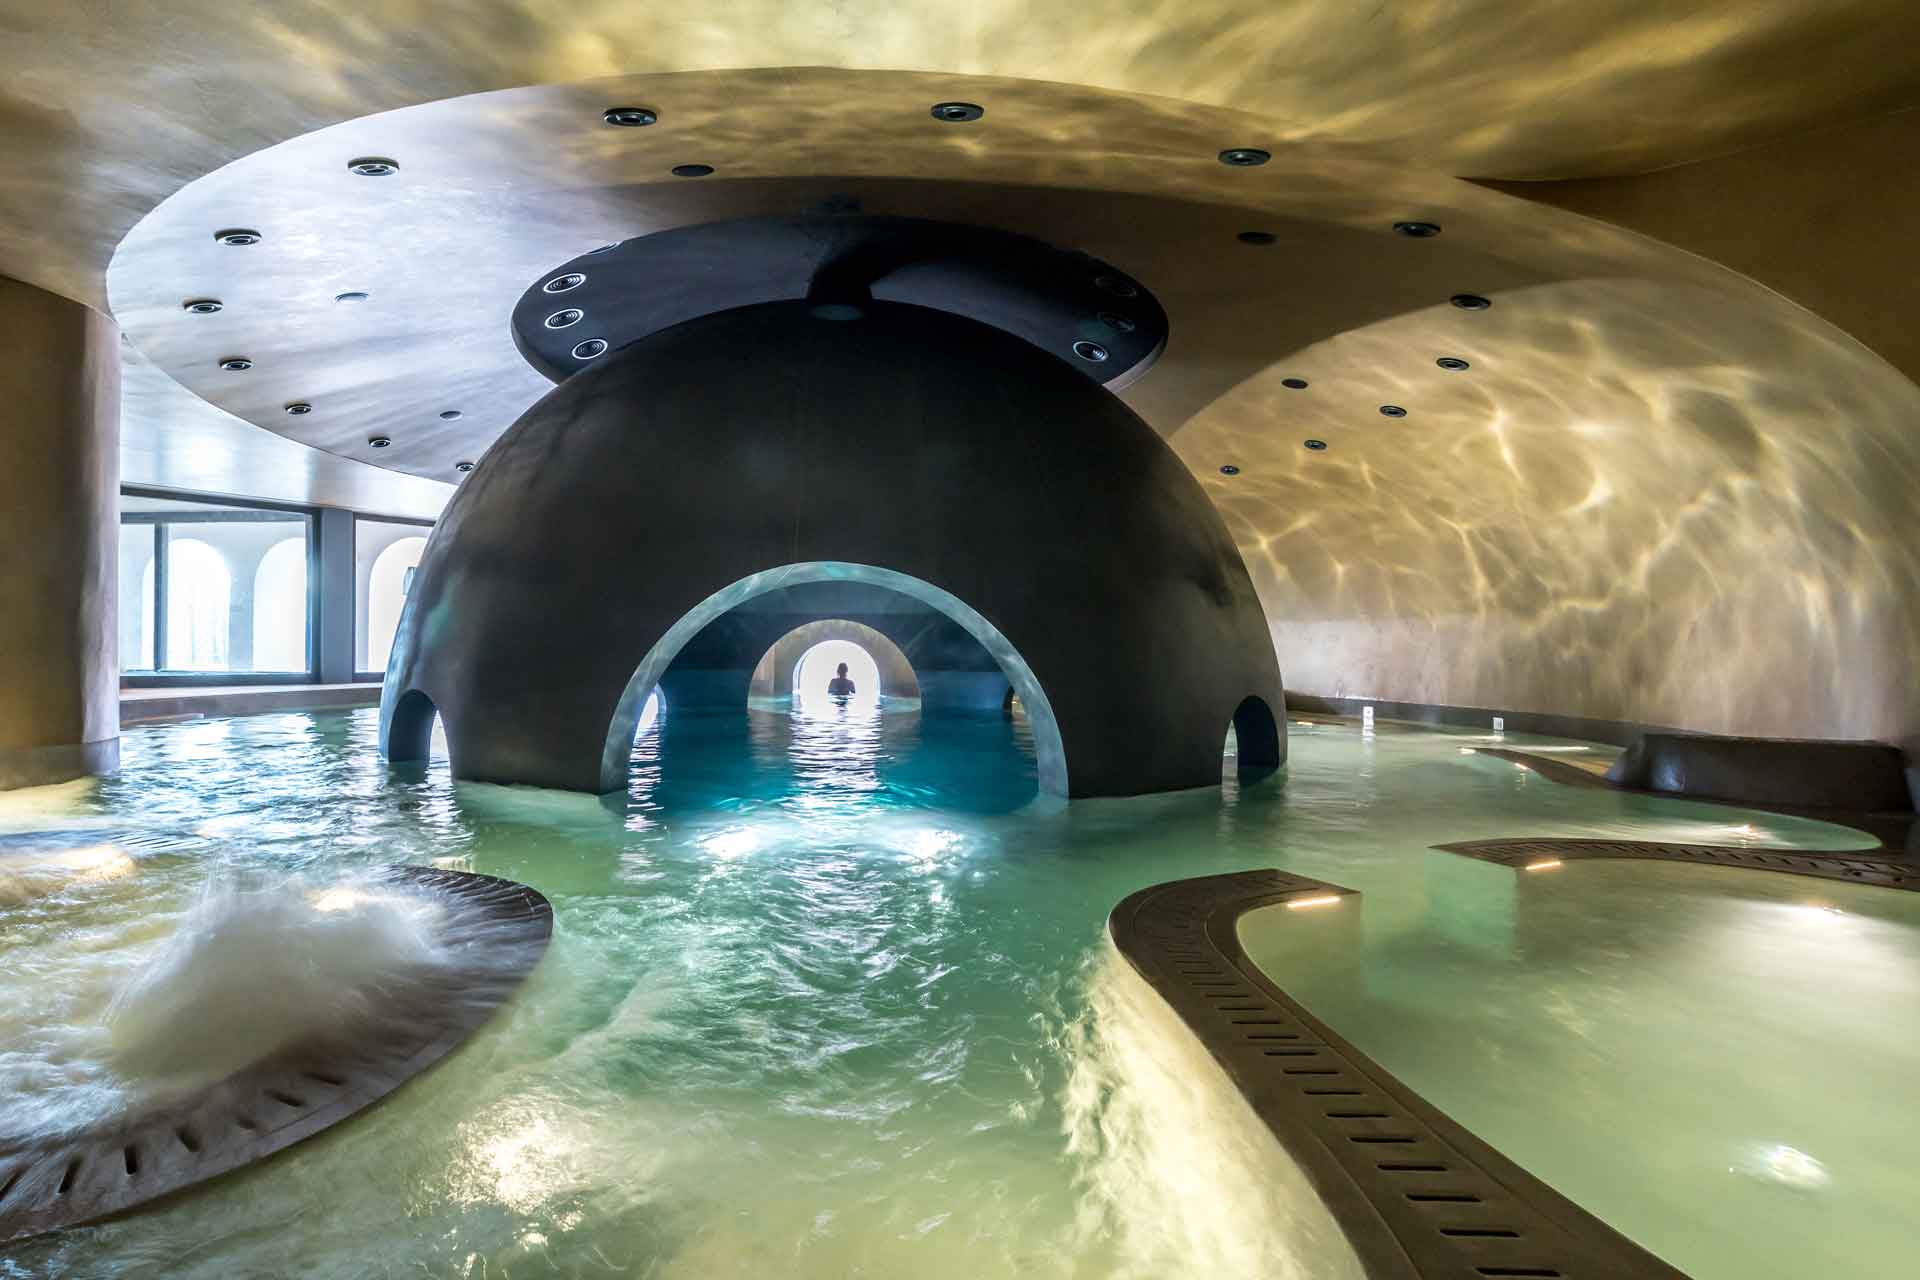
[544,308,584,329]
[455,461,475,473]
[1393,221,1442,238]
[543,273,586,294]
[334,291,370,304]
[1450,293,1492,310]
[1304,438,1328,451]
[439,409,463,421]
[1281,377,1309,390]
[368,435,392,448]
[1219,147,1271,166]
[214,228,261,246]
[218,356,252,371]
[1098,312,1136,333]
[1072,340,1109,363]
[347,156,399,177]
[182,298,223,314]
[1379,404,1408,418]
[1436,356,1471,371]
[1093,274,1138,298]
[1219,464,1241,476]
[284,401,312,416]
[671,163,714,178]
[571,338,609,360]
[1237,230,1277,245]
[931,101,984,122]
[602,106,657,127]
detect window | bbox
[120,493,313,676]
[355,518,432,675]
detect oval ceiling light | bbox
[602,106,658,127]
[543,273,586,294]
[1281,377,1309,390]
[1093,274,1139,298]
[1072,340,1109,363]
[1098,312,1136,333]
[439,409,462,421]
[455,461,475,473]
[1218,147,1271,166]
[181,298,223,314]
[284,401,312,416]
[1450,293,1492,310]
[1237,230,1276,245]
[334,290,370,304]
[217,356,252,371]
[544,308,584,329]
[348,156,399,177]
[571,338,609,360]
[1436,356,1471,371]
[368,435,392,448]
[1393,220,1442,238]
[1219,464,1241,476]
[671,163,714,178]
[1379,404,1408,418]
[930,101,984,122]
[1303,438,1328,451]
[214,228,261,246]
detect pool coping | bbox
[0,865,553,1244]
[1108,869,1689,1280]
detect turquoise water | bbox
[0,704,1906,1278]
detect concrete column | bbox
[0,275,121,789]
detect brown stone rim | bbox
[1107,869,1688,1279]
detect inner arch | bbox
[602,563,1066,796]
[748,618,922,703]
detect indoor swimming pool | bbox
[1,702,1913,1279]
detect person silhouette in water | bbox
[827,662,857,698]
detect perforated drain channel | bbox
[1108,869,1688,1279]
[1436,838,1918,892]
[0,865,553,1243]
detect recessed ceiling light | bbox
[544,308,584,329]
[602,106,658,127]
[543,273,586,294]
[284,401,312,415]
[1304,438,1328,451]
[1281,377,1309,390]
[1393,221,1442,238]
[1237,230,1276,245]
[1219,464,1241,476]
[214,228,262,246]
[931,101,984,122]
[1098,312,1136,333]
[671,163,714,178]
[571,338,609,360]
[1450,293,1491,310]
[1379,404,1408,418]
[182,298,223,314]
[368,435,392,448]
[1436,356,1471,371]
[334,290,370,304]
[439,409,462,421]
[1072,340,1109,363]
[1093,274,1139,298]
[454,461,475,473]
[1218,147,1271,166]
[347,156,399,177]
[218,356,252,371]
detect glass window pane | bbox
[118,522,155,672]
[356,520,430,672]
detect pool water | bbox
[0,702,1908,1279]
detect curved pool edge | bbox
[1107,869,1688,1280]
[1434,837,1919,892]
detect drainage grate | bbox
[1108,870,1689,1279]
[1435,838,1919,893]
[0,866,553,1243]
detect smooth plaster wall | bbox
[0,274,120,787]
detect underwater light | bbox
[1523,859,1562,872]
[309,887,368,912]
[1286,894,1342,910]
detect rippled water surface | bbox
[0,703,1904,1279]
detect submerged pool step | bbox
[1108,869,1690,1280]
[1435,837,1918,893]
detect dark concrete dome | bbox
[381,298,1284,797]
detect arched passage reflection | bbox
[604,563,1068,796]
